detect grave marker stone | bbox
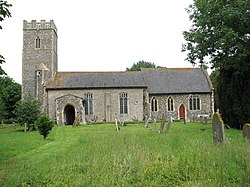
[165,117,172,133]
[152,118,157,131]
[145,116,149,128]
[212,112,226,144]
[243,124,250,139]
[115,119,120,133]
[159,113,166,133]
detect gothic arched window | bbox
[85,93,93,115]
[120,92,128,114]
[189,95,201,111]
[167,96,174,111]
[151,97,158,112]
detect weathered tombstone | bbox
[24,123,27,132]
[165,117,172,133]
[121,119,125,127]
[204,116,208,125]
[199,116,202,124]
[145,116,149,128]
[183,117,186,124]
[212,112,226,144]
[242,124,250,139]
[159,113,166,133]
[115,118,120,133]
[152,118,157,131]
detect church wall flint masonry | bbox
[22,20,214,125]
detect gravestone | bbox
[152,118,157,131]
[242,124,250,139]
[115,118,120,132]
[165,117,172,133]
[121,119,125,127]
[204,116,208,125]
[212,112,226,144]
[145,116,149,128]
[159,113,166,133]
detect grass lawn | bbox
[0,122,249,186]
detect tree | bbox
[35,115,54,140]
[0,0,12,74]
[182,0,250,129]
[210,69,219,110]
[14,96,41,131]
[0,76,21,121]
[126,60,163,71]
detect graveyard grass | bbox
[0,122,249,186]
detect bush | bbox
[35,115,54,140]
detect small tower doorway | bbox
[64,105,75,125]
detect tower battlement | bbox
[23,20,57,32]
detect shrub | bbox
[35,115,54,140]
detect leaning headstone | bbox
[152,118,157,131]
[242,124,250,139]
[115,119,120,132]
[145,116,149,128]
[121,119,125,127]
[212,112,226,144]
[159,113,166,133]
[165,117,172,133]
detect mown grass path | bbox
[0,122,249,186]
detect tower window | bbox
[35,36,41,48]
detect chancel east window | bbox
[189,95,201,111]
[120,92,128,114]
[85,93,93,115]
[35,36,41,48]
[167,96,174,111]
[151,97,158,112]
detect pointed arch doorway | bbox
[64,105,75,125]
[179,104,185,119]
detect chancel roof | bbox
[141,68,212,94]
[46,68,212,94]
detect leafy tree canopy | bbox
[0,76,21,120]
[182,0,250,70]
[126,60,163,71]
[0,0,12,74]
[183,0,250,129]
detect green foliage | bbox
[183,0,250,129]
[0,0,12,74]
[14,96,41,131]
[35,115,54,140]
[0,76,21,121]
[0,123,249,186]
[126,60,163,71]
[210,69,219,110]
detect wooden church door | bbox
[179,104,185,119]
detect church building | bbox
[22,20,214,125]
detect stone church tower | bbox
[22,20,58,110]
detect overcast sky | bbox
[0,0,195,84]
